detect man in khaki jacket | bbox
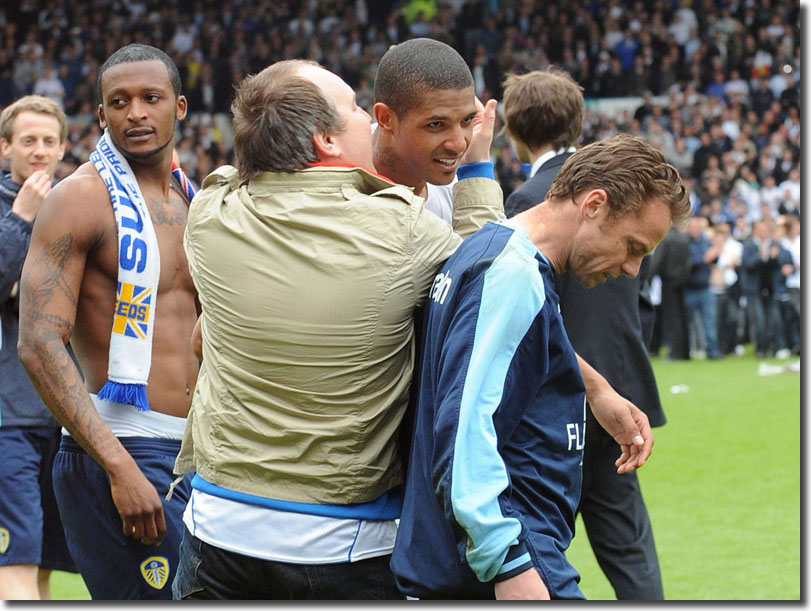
[172,60,503,599]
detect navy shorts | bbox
[0,426,77,572]
[53,436,191,600]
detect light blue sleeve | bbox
[446,236,547,582]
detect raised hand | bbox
[461,98,498,165]
[12,169,53,222]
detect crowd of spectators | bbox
[0,0,801,358]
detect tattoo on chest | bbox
[148,196,187,226]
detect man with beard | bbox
[391,135,691,599]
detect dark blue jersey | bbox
[391,220,586,599]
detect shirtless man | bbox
[18,44,197,599]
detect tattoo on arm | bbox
[22,233,78,314]
[22,234,124,464]
[28,331,124,463]
[25,310,73,334]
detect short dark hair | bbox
[231,60,346,179]
[502,69,583,151]
[547,133,691,228]
[97,44,182,102]
[374,38,473,118]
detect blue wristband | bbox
[457,161,495,180]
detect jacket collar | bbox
[308,161,394,184]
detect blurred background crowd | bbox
[0,0,801,360]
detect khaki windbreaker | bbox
[176,164,503,504]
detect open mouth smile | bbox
[434,157,461,169]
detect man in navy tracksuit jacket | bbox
[391,134,690,600]
[391,220,586,599]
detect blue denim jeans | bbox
[746,293,783,355]
[683,287,720,357]
[173,527,403,600]
[716,292,744,354]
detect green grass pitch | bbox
[568,352,801,600]
[48,351,801,600]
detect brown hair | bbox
[231,60,345,180]
[547,133,691,228]
[780,214,798,232]
[0,95,67,143]
[502,70,583,151]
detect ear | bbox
[312,129,341,161]
[373,102,398,134]
[176,95,188,121]
[0,138,9,159]
[57,140,66,161]
[579,188,609,221]
[97,104,107,130]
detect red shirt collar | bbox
[307,161,394,184]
